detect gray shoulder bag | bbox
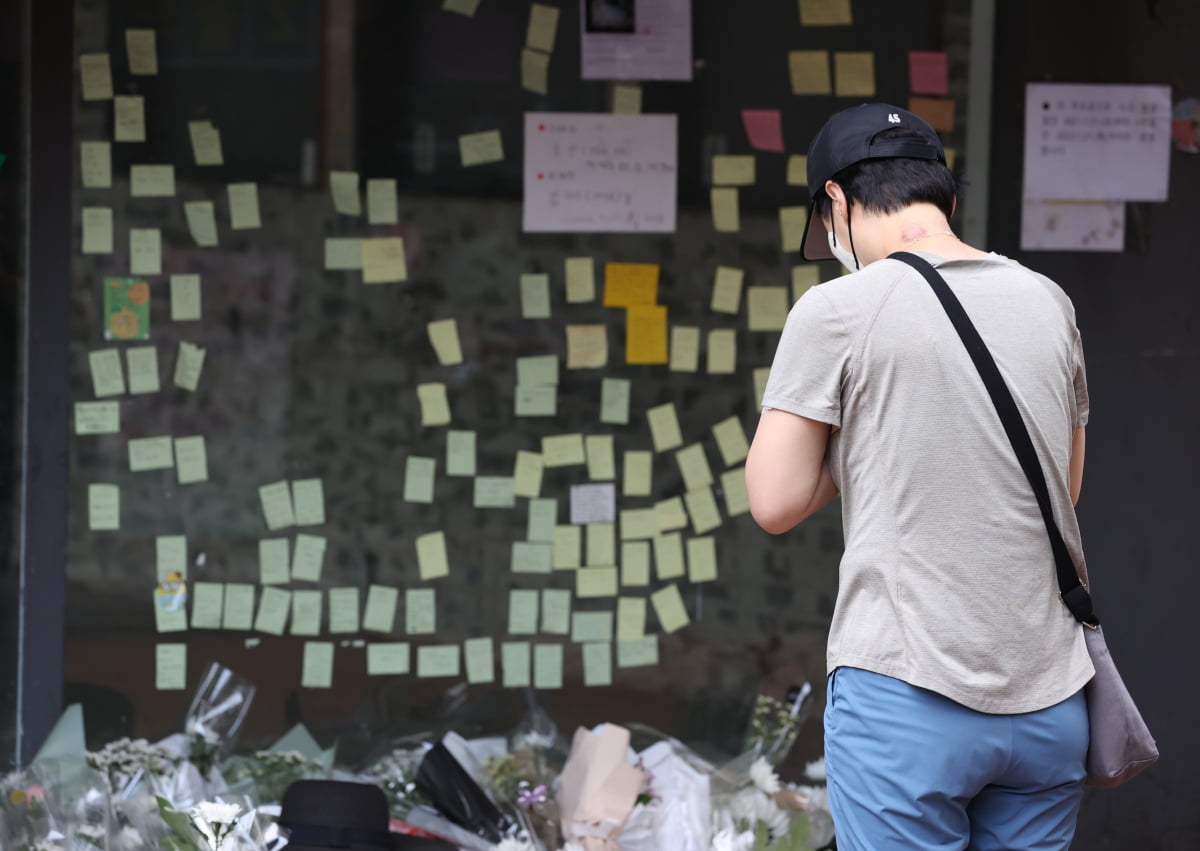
[891,250,1158,787]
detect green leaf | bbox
[155,796,205,851]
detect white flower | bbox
[788,784,830,813]
[725,788,791,838]
[749,756,781,795]
[491,839,535,851]
[558,844,586,851]
[804,757,826,781]
[191,801,243,825]
[711,828,756,851]
[114,825,147,851]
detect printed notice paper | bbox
[523,113,677,233]
[581,0,692,81]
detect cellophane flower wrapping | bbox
[415,739,515,846]
[183,664,256,780]
[739,683,813,767]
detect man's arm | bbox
[745,409,839,534]
[1069,427,1085,506]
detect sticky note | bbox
[747,286,789,331]
[427,318,463,365]
[945,147,958,170]
[909,50,949,96]
[623,451,652,497]
[155,593,186,634]
[89,349,125,397]
[406,588,436,634]
[721,467,751,516]
[712,416,750,467]
[126,346,159,395]
[88,483,119,530]
[513,450,545,498]
[443,0,481,15]
[711,188,740,232]
[687,536,718,583]
[446,430,476,477]
[367,642,410,675]
[129,436,173,471]
[259,481,295,530]
[586,522,616,566]
[228,183,261,230]
[512,541,553,574]
[570,483,615,524]
[516,384,556,417]
[613,83,642,114]
[459,130,504,166]
[712,155,756,186]
[185,201,218,247]
[362,237,408,283]
[81,141,111,188]
[577,566,618,598]
[129,228,161,275]
[909,96,956,132]
[653,533,686,580]
[403,456,436,504]
[125,29,158,74]
[502,642,532,687]
[799,0,853,25]
[582,642,612,686]
[527,498,558,542]
[603,263,658,307]
[173,342,206,392]
[787,155,809,186]
[509,589,539,634]
[292,534,327,583]
[131,164,175,197]
[753,367,772,409]
[616,597,646,642]
[167,274,201,322]
[669,326,700,373]
[302,642,334,688]
[711,266,744,314]
[572,611,614,643]
[618,635,659,668]
[789,50,832,95]
[526,3,559,52]
[553,525,582,569]
[543,433,585,467]
[417,383,451,426]
[521,273,551,318]
[223,584,255,631]
[291,479,325,526]
[655,497,688,533]
[626,305,668,365]
[175,436,208,484]
[113,95,145,142]
[367,178,399,224]
[647,403,683,452]
[533,644,563,689]
[566,324,608,369]
[474,476,515,508]
[600,378,630,425]
[254,587,292,635]
[79,53,113,101]
[542,588,572,634]
[329,171,362,215]
[155,644,186,690]
[621,541,650,586]
[325,238,361,270]
[259,538,290,585]
[708,329,737,374]
[363,585,399,633]
[82,207,113,254]
[521,48,550,95]
[188,121,223,166]
[742,110,784,153]
[619,508,657,540]
[780,206,808,253]
[675,444,714,492]
[685,486,723,534]
[565,257,595,303]
[835,51,876,97]
[328,587,361,633]
[74,401,119,435]
[585,435,615,481]
[464,637,495,683]
[792,266,820,302]
[652,583,690,633]
[417,531,450,579]
[517,354,559,387]
[417,645,460,678]
[191,581,224,629]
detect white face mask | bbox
[828,229,860,271]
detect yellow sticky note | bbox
[753,366,772,409]
[188,121,223,166]
[526,3,559,52]
[617,597,646,642]
[792,265,820,302]
[443,0,481,15]
[259,538,291,585]
[170,274,201,322]
[259,480,295,530]
[721,466,752,516]
[328,587,360,633]
[585,435,615,481]
[417,531,450,580]
[603,262,659,308]
[586,522,616,566]
[427,318,463,365]
[780,206,808,253]
[521,273,551,318]
[542,588,572,634]
[711,188,740,232]
[527,498,558,542]
[464,637,495,684]
[129,436,173,471]
[173,342,206,392]
[789,50,831,95]
[254,587,292,635]
[578,566,618,598]
[367,642,410,675]
[653,532,686,580]
[125,29,158,74]
[516,384,556,417]
[81,141,112,188]
[626,305,668,365]
[289,589,322,634]
[688,536,718,583]
[613,83,642,114]
[748,286,789,332]
[80,53,113,101]
[619,508,657,540]
[675,443,714,492]
[329,170,361,216]
[945,147,958,170]
[367,178,399,224]
[417,645,460,678]
[534,644,563,689]
[712,416,750,466]
[600,377,631,425]
[708,329,737,374]
[460,130,504,166]
[89,349,125,397]
[175,435,208,484]
[88,483,119,530]
[502,642,532,687]
[223,584,255,631]
[583,642,612,686]
[799,0,853,25]
[522,48,550,94]
[130,228,161,275]
[292,478,325,525]
[651,583,690,633]
[191,581,224,629]
[712,155,756,186]
[417,382,451,426]
[362,237,408,283]
[512,541,552,574]
[291,533,327,583]
[114,95,146,142]
[363,585,399,633]
[623,450,652,497]
[787,155,809,186]
[543,433,585,467]
[553,524,582,569]
[446,430,476,477]
[406,588,437,634]
[227,182,262,229]
[655,497,688,533]
[669,326,700,373]
[301,642,334,688]
[131,164,175,197]
[513,450,545,498]
[835,51,876,97]
[185,201,218,247]
[573,611,614,643]
[565,257,595,303]
[75,401,119,435]
[711,266,744,314]
[509,589,539,634]
[618,635,659,668]
[404,456,437,503]
[685,486,723,534]
[474,476,515,508]
[82,207,113,254]
[155,643,186,690]
[647,402,683,452]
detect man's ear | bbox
[824,180,845,207]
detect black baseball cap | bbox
[800,103,946,261]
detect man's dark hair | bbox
[813,127,959,223]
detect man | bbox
[745,104,1093,849]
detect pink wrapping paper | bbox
[557,725,645,850]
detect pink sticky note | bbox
[742,110,784,153]
[908,51,949,96]
[1171,118,1197,151]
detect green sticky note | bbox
[508,589,539,634]
[155,643,186,690]
[464,637,495,683]
[513,450,545,498]
[577,566,618,598]
[291,534,327,583]
[651,583,690,634]
[534,644,563,689]
[259,481,295,530]
[446,430,476,477]
[473,476,515,508]
[572,610,613,643]
[174,435,208,484]
[520,273,551,319]
[367,642,410,675]
[328,587,361,633]
[259,538,290,585]
[154,590,187,633]
[173,341,206,392]
[586,523,616,566]
[129,436,174,471]
[292,478,326,525]
[617,597,646,642]
[254,587,292,635]
[190,581,224,629]
[586,435,615,481]
[125,346,160,394]
[223,584,255,630]
[416,531,450,580]
[156,535,187,580]
[620,541,651,587]
[502,641,531,687]
[363,585,398,633]
[600,377,631,425]
[74,401,120,435]
[170,274,202,321]
[406,588,436,634]
[516,354,559,386]
[515,384,557,418]
[88,483,119,530]
[553,525,581,569]
[403,456,436,504]
[527,498,558,542]
[617,635,659,668]
[511,541,552,574]
[302,641,334,688]
[89,349,126,397]
[583,641,613,686]
[290,589,323,636]
[417,644,460,678]
[541,589,572,635]
[103,277,150,341]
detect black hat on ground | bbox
[278,780,455,851]
[800,103,947,261]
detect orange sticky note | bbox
[603,263,659,307]
[908,97,956,132]
[626,305,668,365]
[908,51,949,96]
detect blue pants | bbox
[825,666,1088,850]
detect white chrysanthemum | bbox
[191,801,243,824]
[749,756,781,795]
[491,839,535,851]
[727,788,790,838]
[113,825,147,851]
[789,784,830,813]
[804,757,826,781]
[711,828,756,851]
[557,844,586,851]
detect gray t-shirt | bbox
[761,252,1094,714]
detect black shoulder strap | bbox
[889,251,1099,627]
